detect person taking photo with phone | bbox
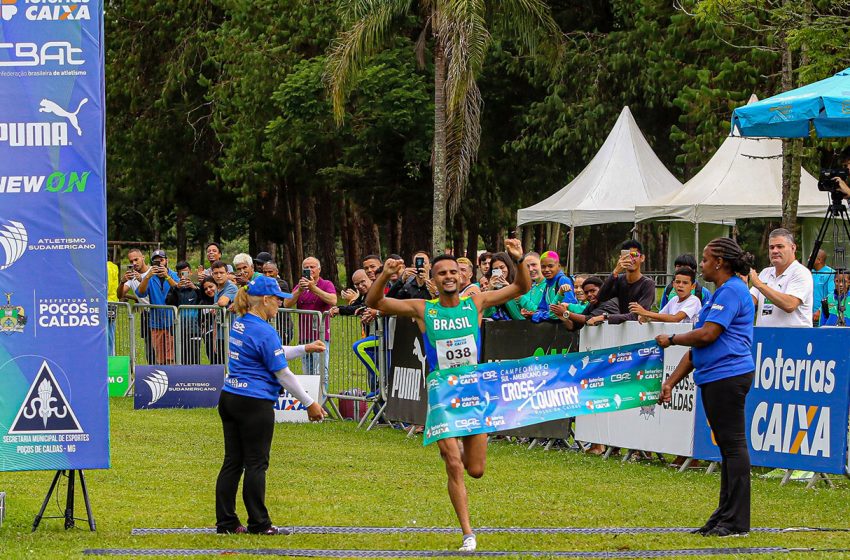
[389,251,436,299]
[284,256,337,398]
[588,240,655,326]
[137,249,180,364]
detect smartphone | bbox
[508,230,517,239]
[126,264,134,272]
[415,256,425,270]
[491,268,503,278]
[620,249,630,258]
[302,269,311,279]
[181,270,190,279]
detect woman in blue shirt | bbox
[656,238,755,538]
[215,276,325,535]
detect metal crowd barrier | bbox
[131,304,179,366]
[324,313,383,424]
[174,305,229,366]
[107,302,135,363]
[271,308,323,377]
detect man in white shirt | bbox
[749,228,813,327]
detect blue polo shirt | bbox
[224,313,288,401]
[691,276,755,386]
[812,265,835,317]
[137,270,180,329]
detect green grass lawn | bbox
[1,398,848,559]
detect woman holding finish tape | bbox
[656,238,755,537]
[215,275,326,535]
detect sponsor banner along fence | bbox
[423,340,664,445]
[575,322,695,456]
[0,1,109,471]
[481,320,578,439]
[693,327,850,474]
[134,366,224,410]
[274,375,321,423]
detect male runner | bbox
[365,238,530,551]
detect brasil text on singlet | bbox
[422,296,481,371]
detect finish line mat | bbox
[85,546,803,558]
[130,526,848,536]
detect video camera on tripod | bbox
[818,168,849,194]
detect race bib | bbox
[435,335,478,370]
[762,297,774,316]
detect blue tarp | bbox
[732,67,850,138]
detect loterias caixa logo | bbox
[0,0,92,22]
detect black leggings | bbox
[215,391,275,533]
[700,372,753,532]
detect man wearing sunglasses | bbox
[587,239,656,326]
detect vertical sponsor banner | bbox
[424,341,664,445]
[692,328,850,474]
[385,318,429,424]
[575,322,696,455]
[0,1,109,470]
[481,321,578,439]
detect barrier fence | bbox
[107,303,850,482]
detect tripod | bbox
[31,470,95,532]
[806,192,850,326]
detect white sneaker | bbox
[458,534,477,552]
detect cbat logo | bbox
[0,41,84,67]
[1,0,17,21]
[143,370,169,405]
[481,370,498,381]
[0,219,27,271]
[0,291,26,334]
[638,347,660,357]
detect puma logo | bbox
[39,98,88,136]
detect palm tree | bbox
[326,0,562,255]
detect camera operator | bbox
[832,148,850,199]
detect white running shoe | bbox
[458,533,477,552]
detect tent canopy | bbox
[732,67,850,138]
[634,135,825,223]
[517,106,682,228]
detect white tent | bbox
[634,137,824,224]
[517,106,683,271]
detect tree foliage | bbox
[105,0,850,285]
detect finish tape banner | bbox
[0,3,109,471]
[692,327,850,474]
[424,341,663,445]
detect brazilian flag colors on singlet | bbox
[423,297,481,372]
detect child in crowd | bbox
[629,267,701,323]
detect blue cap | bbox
[246,275,292,299]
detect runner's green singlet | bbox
[422,297,481,372]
